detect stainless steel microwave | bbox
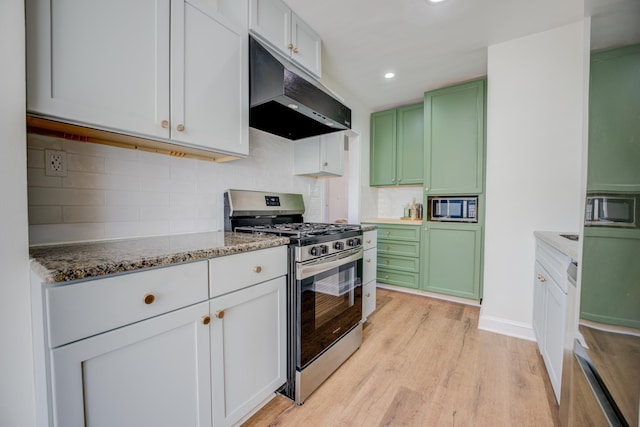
[585,194,638,227]
[428,196,478,223]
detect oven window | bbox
[298,259,362,368]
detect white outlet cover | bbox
[45,150,68,177]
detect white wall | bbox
[0,0,37,425]
[479,20,590,339]
[27,130,325,244]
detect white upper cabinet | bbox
[249,0,322,78]
[294,132,344,176]
[26,0,248,157]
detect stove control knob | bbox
[320,245,329,255]
[347,238,361,247]
[309,246,320,256]
[334,241,345,250]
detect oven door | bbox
[295,248,363,369]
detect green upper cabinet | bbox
[370,103,424,186]
[424,79,485,195]
[588,44,640,193]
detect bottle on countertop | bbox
[404,203,411,218]
[410,198,417,219]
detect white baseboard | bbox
[478,314,536,341]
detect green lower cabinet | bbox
[580,228,640,329]
[376,268,420,289]
[421,223,483,300]
[372,224,421,289]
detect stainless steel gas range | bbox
[224,190,363,405]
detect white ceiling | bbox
[285,0,640,111]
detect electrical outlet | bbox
[45,150,68,177]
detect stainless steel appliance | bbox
[428,196,478,222]
[249,36,352,140]
[585,194,638,227]
[224,189,363,404]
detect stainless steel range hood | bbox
[249,36,351,140]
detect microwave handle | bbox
[593,199,599,220]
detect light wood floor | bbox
[243,288,560,427]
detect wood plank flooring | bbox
[243,288,560,427]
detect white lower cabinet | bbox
[210,277,286,427]
[35,246,288,427]
[362,230,378,320]
[533,238,570,403]
[50,301,212,427]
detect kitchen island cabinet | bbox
[421,222,483,300]
[370,103,424,186]
[424,79,485,195]
[30,233,288,427]
[26,0,248,157]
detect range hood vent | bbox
[249,36,351,140]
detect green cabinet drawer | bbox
[377,268,420,289]
[377,254,420,273]
[377,225,421,242]
[378,240,420,258]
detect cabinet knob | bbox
[424,187,429,192]
[143,294,155,305]
[385,231,391,236]
[288,43,294,50]
[385,260,390,265]
[366,239,371,244]
[386,245,390,250]
[424,227,429,231]
[366,258,371,263]
[384,275,389,279]
[201,315,211,325]
[215,310,225,319]
[176,124,185,132]
[366,293,371,298]
[161,120,169,129]
[253,266,262,273]
[323,161,329,167]
[537,274,547,283]
[392,178,396,182]
[293,47,299,53]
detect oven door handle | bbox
[297,248,363,281]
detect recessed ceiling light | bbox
[384,72,395,79]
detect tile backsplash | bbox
[27,129,322,245]
[377,187,423,219]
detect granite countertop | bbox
[534,231,579,260]
[30,232,289,284]
[361,218,424,225]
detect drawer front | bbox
[377,254,420,273]
[209,246,287,297]
[377,225,421,242]
[378,240,420,257]
[377,268,420,289]
[363,230,377,250]
[46,260,209,348]
[363,248,377,284]
[536,240,569,289]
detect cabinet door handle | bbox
[176,124,185,132]
[424,227,429,231]
[366,293,371,298]
[161,120,169,129]
[366,239,372,244]
[424,187,429,192]
[215,310,225,319]
[201,315,211,325]
[288,43,294,50]
[366,258,371,263]
[391,178,396,182]
[293,47,299,53]
[537,274,547,282]
[143,294,155,305]
[253,266,262,273]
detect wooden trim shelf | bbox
[26,116,242,163]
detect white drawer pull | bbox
[143,294,155,305]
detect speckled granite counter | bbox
[360,224,378,232]
[361,218,423,226]
[534,231,579,260]
[30,232,289,284]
